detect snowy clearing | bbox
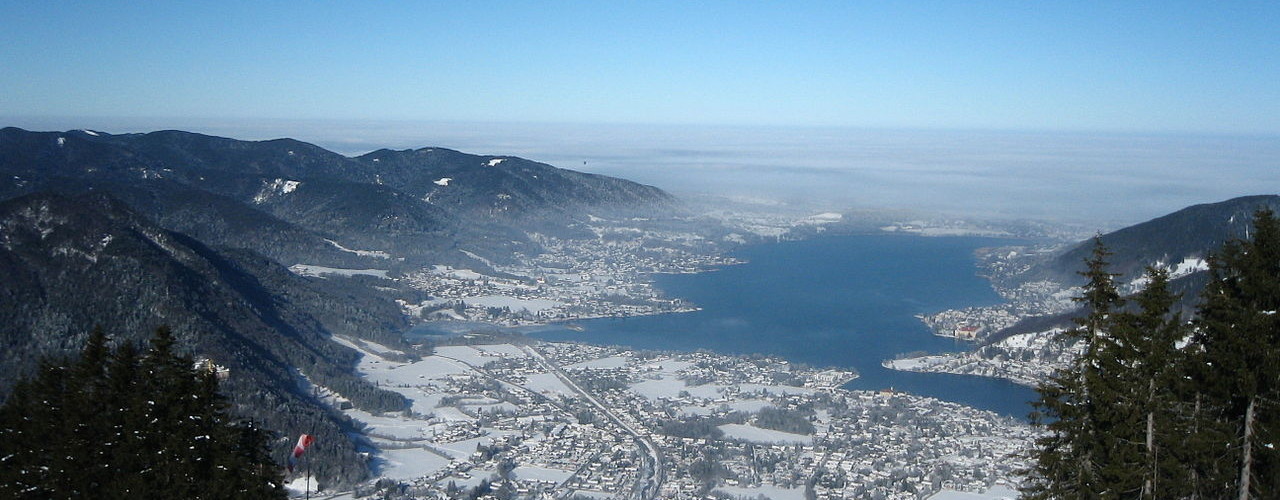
[284,476,319,496]
[804,212,843,224]
[565,355,630,370]
[290,264,389,279]
[434,345,501,366]
[324,239,391,259]
[513,465,575,484]
[715,484,807,500]
[521,372,575,396]
[375,447,452,480]
[431,265,484,280]
[926,484,1020,500]
[630,378,723,401]
[726,399,774,413]
[461,295,563,313]
[718,423,813,445]
[738,383,816,396]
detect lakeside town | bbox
[314,333,1034,500]
[284,208,1069,499]
[380,207,1083,331]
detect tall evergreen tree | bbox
[1026,209,1280,499]
[1109,267,1190,498]
[1190,208,1280,499]
[1025,237,1127,499]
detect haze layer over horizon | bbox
[8,117,1274,228]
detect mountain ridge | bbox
[1,127,673,268]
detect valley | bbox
[3,127,1276,499]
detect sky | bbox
[2,1,1278,225]
[3,1,1279,133]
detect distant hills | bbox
[0,127,673,268]
[988,194,1280,342]
[1044,194,1280,284]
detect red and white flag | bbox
[287,433,315,473]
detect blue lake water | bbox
[418,235,1040,419]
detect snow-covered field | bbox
[324,239,392,259]
[884,355,954,372]
[739,383,816,396]
[926,484,1020,499]
[725,399,774,413]
[718,423,813,445]
[429,265,483,280]
[433,345,502,366]
[290,264,390,279]
[715,484,808,500]
[565,355,630,370]
[462,295,563,313]
[522,372,576,396]
[323,340,542,485]
[629,378,723,400]
[436,467,498,490]
[376,447,452,480]
[512,465,575,484]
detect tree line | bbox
[0,326,285,499]
[1025,209,1280,499]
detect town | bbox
[284,209,1055,499]
[313,332,1034,500]
[396,217,744,326]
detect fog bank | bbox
[9,117,1277,226]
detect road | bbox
[520,345,666,500]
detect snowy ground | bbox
[512,465,575,484]
[718,423,814,445]
[290,264,390,279]
[926,484,1020,500]
[326,340,537,485]
[565,355,630,370]
[522,372,576,396]
[284,476,319,497]
[435,467,498,490]
[320,337,1025,498]
[714,484,808,500]
[884,355,954,372]
[375,448,452,480]
[462,295,563,313]
[884,327,1074,387]
[630,378,724,400]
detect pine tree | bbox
[1109,266,1189,498]
[1025,237,1126,499]
[0,358,70,497]
[1190,208,1280,499]
[59,326,116,496]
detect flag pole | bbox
[306,422,315,500]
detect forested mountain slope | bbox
[0,192,411,486]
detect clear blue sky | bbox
[2,1,1278,135]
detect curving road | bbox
[520,345,666,500]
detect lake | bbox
[526,234,1039,419]
[409,234,1041,418]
